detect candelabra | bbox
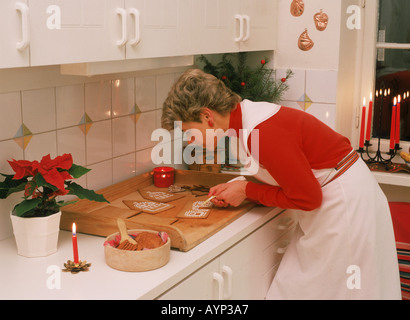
[357,84,400,168]
[358,140,398,166]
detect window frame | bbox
[356,0,410,155]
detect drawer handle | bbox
[277,217,294,230]
[128,8,141,46]
[16,2,30,51]
[213,272,224,300]
[276,240,290,254]
[116,8,127,47]
[222,265,233,300]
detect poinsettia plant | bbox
[0,153,109,217]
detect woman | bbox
[161,68,401,300]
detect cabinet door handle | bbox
[276,240,290,254]
[128,8,140,46]
[222,266,233,300]
[212,272,224,300]
[15,2,30,51]
[277,217,294,230]
[116,8,127,47]
[242,15,250,41]
[234,14,243,42]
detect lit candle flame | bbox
[72,222,76,236]
[398,94,401,103]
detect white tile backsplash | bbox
[306,103,336,129]
[112,116,135,157]
[136,111,158,150]
[0,92,21,141]
[85,80,112,121]
[278,68,338,130]
[56,84,85,129]
[306,69,338,104]
[86,119,112,165]
[113,153,136,184]
[112,78,135,117]
[135,75,156,112]
[156,73,175,108]
[57,126,86,166]
[24,131,57,161]
[22,87,56,134]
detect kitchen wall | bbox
[0,65,187,240]
[274,0,342,130]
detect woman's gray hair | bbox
[161,69,241,130]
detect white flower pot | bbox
[10,211,61,258]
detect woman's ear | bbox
[201,108,214,127]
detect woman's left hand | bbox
[208,181,248,207]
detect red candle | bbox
[72,222,79,264]
[395,95,401,145]
[389,97,396,150]
[359,97,366,149]
[365,92,373,141]
[153,166,175,188]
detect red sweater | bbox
[229,104,352,211]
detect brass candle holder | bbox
[62,260,91,274]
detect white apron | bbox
[236,100,401,300]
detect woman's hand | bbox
[208,181,248,207]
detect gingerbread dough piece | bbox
[177,200,212,219]
[139,189,185,203]
[123,200,175,214]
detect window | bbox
[373,0,410,142]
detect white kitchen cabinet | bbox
[191,0,277,55]
[27,0,192,65]
[0,0,277,69]
[157,210,296,300]
[239,0,277,52]
[0,0,30,68]
[29,0,125,66]
[125,0,192,59]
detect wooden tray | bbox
[60,170,257,251]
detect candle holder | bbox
[358,139,398,167]
[153,167,175,188]
[62,260,92,274]
[358,83,400,168]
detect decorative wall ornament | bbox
[298,29,314,51]
[314,9,329,31]
[290,0,304,17]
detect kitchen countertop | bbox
[0,205,284,300]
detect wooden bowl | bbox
[104,229,171,272]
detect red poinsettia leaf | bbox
[41,168,66,191]
[56,153,73,170]
[8,159,36,179]
[59,170,73,181]
[40,153,73,171]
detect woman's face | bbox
[180,108,228,150]
[182,120,215,149]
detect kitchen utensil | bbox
[200,176,246,207]
[200,195,216,207]
[116,218,138,250]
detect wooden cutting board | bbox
[60,170,257,251]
